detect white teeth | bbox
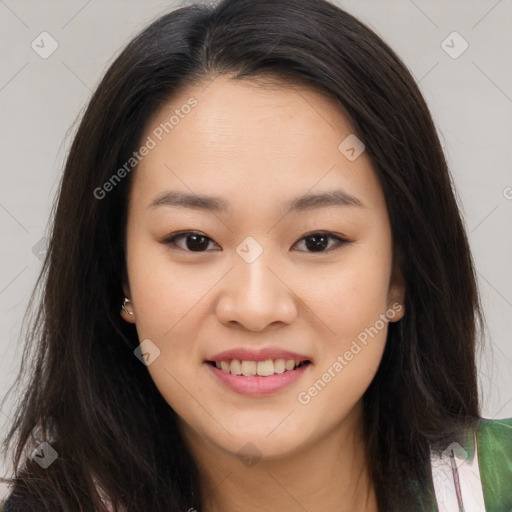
[273,359,286,373]
[256,359,274,376]
[285,359,295,371]
[214,358,308,376]
[230,359,242,375]
[241,360,257,376]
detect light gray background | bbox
[1,0,511,498]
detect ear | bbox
[386,259,405,322]
[120,270,135,323]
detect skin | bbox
[121,74,405,512]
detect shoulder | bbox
[0,448,64,511]
[477,415,512,457]
[1,491,28,511]
[477,416,512,435]
[1,483,46,512]
[476,416,512,510]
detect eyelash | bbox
[162,231,353,254]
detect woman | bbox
[1,0,510,510]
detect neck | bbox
[181,403,379,512]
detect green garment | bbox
[416,417,512,511]
[476,416,512,511]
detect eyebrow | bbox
[146,189,364,214]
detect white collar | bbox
[430,427,486,511]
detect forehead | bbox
[129,75,381,215]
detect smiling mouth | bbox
[207,359,312,377]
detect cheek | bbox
[294,258,393,420]
[299,252,392,346]
[124,236,223,409]
[125,240,209,413]
[126,235,211,339]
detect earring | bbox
[121,297,134,316]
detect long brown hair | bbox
[1,0,482,510]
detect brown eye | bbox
[163,231,352,254]
[164,232,219,252]
[293,232,352,253]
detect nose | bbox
[214,249,298,332]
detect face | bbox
[121,75,405,461]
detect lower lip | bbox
[205,362,311,396]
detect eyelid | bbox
[293,231,353,252]
[162,230,353,253]
[162,231,221,251]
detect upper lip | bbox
[207,348,312,363]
